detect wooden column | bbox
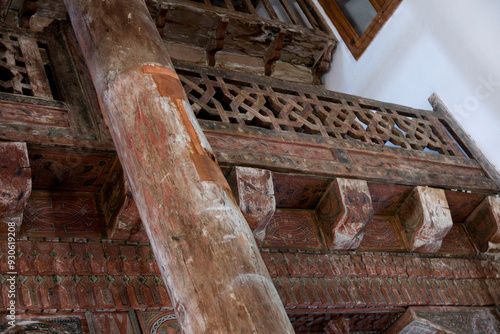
[64,1,294,333]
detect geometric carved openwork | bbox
[0,30,55,99]
[179,67,467,157]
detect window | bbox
[318,0,402,59]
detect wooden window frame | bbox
[318,0,402,59]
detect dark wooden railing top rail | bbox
[174,61,500,193]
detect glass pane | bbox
[336,0,377,36]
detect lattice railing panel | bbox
[0,30,55,99]
[179,68,466,157]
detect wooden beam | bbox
[0,142,31,233]
[316,178,373,250]
[397,186,453,253]
[64,0,294,333]
[465,196,500,254]
[228,167,275,245]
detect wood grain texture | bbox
[316,178,373,250]
[229,167,276,244]
[397,186,453,253]
[0,142,31,225]
[465,196,500,254]
[64,0,294,332]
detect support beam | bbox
[397,186,453,253]
[64,1,294,333]
[316,178,373,250]
[0,142,31,233]
[465,196,500,253]
[228,167,275,245]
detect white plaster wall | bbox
[318,0,500,176]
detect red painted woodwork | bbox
[316,178,373,250]
[64,0,294,332]
[465,196,500,253]
[397,186,453,253]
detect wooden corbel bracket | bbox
[264,29,286,76]
[207,16,229,67]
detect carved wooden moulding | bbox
[385,307,500,334]
[316,178,373,250]
[0,142,31,232]
[396,186,453,253]
[465,196,500,254]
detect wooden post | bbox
[64,0,294,333]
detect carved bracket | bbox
[465,196,500,253]
[397,186,453,253]
[385,307,500,334]
[19,0,38,28]
[312,41,335,85]
[155,4,170,37]
[207,16,229,67]
[228,166,275,245]
[316,178,373,250]
[0,142,31,233]
[384,308,455,334]
[264,29,286,76]
[324,316,349,334]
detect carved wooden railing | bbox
[0,24,112,148]
[175,61,500,194]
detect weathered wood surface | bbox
[64,0,294,332]
[155,1,336,83]
[324,316,349,334]
[175,62,499,193]
[0,25,113,149]
[3,239,500,312]
[228,167,275,244]
[0,0,12,22]
[0,142,31,232]
[397,187,453,253]
[384,307,455,334]
[316,178,373,250]
[385,307,500,334]
[465,196,500,254]
[430,93,500,192]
